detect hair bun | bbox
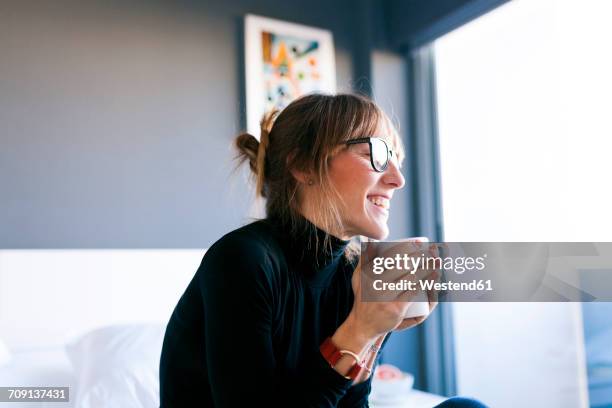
[234,132,259,173]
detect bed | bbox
[0,249,203,407]
[0,249,444,408]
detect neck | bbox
[299,203,351,241]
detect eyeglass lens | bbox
[370,138,389,171]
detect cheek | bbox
[328,155,377,205]
[332,172,377,208]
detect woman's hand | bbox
[332,242,440,355]
[392,242,442,331]
[328,242,441,383]
[393,281,439,331]
[348,250,439,337]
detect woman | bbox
[159,93,485,407]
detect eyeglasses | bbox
[345,137,396,172]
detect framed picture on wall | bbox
[244,14,336,137]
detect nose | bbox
[382,158,405,189]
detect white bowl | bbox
[370,364,414,402]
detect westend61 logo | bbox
[360,242,496,301]
[361,242,612,302]
[371,251,487,275]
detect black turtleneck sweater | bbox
[159,216,391,407]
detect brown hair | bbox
[234,93,404,262]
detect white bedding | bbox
[0,324,165,408]
[0,339,10,366]
[65,324,164,408]
[0,249,204,408]
[0,346,75,408]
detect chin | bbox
[348,210,390,240]
[364,223,389,240]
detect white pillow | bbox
[0,339,11,366]
[65,324,165,408]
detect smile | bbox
[367,195,390,211]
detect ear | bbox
[286,152,313,185]
[289,167,312,185]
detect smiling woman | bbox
[158,93,447,408]
[239,93,405,248]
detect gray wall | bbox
[0,0,446,387]
[0,0,409,248]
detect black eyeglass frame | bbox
[344,137,395,172]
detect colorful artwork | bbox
[261,32,322,112]
[245,15,336,136]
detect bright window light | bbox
[436,0,612,242]
[434,1,612,407]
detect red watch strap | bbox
[319,337,364,381]
[346,361,363,379]
[320,337,343,366]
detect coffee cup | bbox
[362,236,434,319]
[395,237,431,319]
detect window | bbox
[434,0,612,406]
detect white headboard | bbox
[0,249,205,351]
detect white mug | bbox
[395,237,431,319]
[363,236,432,319]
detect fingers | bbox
[363,240,379,262]
[394,316,424,331]
[394,319,413,331]
[377,241,424,260]
[421,270,439,312]
[352,267,361,296]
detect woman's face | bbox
[327,135,405,240]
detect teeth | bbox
[367,196,390,210]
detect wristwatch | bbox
[319,337,364,380]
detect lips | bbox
[367,195,390,210]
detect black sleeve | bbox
[199,233,355,407]
[337,332,393,408]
